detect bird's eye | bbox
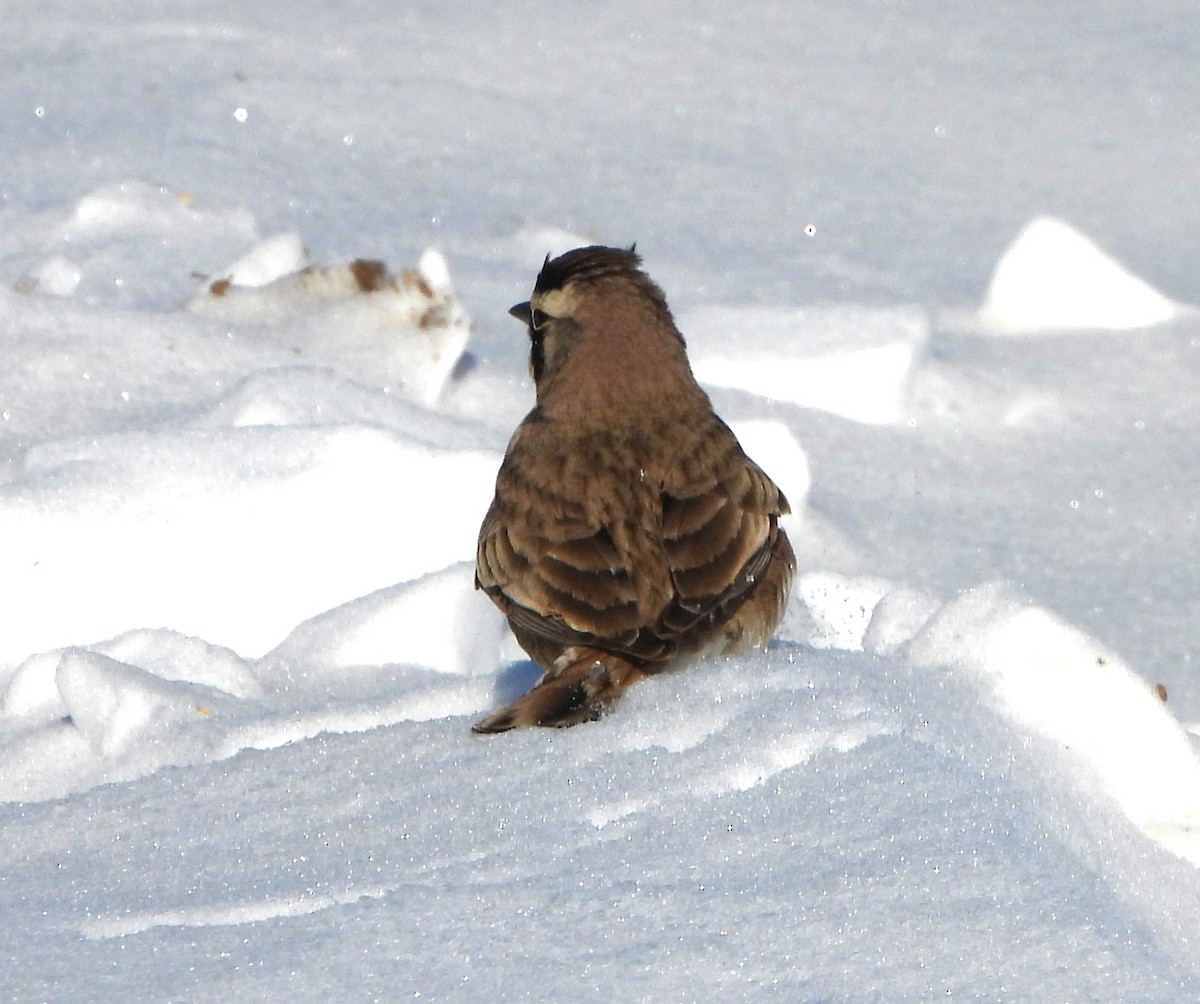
[530,307,551,330]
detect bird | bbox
[473,245,795,733]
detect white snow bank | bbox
[979,217,1180,332]
[778,571,1200,868]
[257,561,509,694]
[6,180,471,410]
[10,180,259,309]
[0,643,257,802]
[906,581,1200,864]
[188,244,471,405]
[206,231,308,287]
[684,305,928,424]
[0,425,499,664]
[0,563,509,803]
[17,254,82,297]
[3,629,260,727]
[796,571,896,650]
[56,649,239,758]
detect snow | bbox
[687,306,928,424]
[4,2,1200,999]
[979,217,1182,333]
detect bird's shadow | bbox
[491,660,543,705]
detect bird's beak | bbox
[509,301,533,325]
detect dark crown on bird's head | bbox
[532,245,642,295]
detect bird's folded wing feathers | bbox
[477,428,786,661]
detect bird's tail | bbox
[472,646,647,734]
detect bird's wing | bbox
[478,507,655,652]
[475,430,668,656]
[655,417,788,639]
[476,417,788,662]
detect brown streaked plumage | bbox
[473,246,795,732]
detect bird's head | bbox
[509,246,686,407]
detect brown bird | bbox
[473,246,795,732]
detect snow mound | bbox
[1,425,499,664]
[188,245,471,405]
[97,628,264,700]
[56,649,236,758]
[979,217,1179,332]
[257,562,508,695]
[778,573,1200,869]
[862,584,942,656]
[797,571,896,650]
[907,581,1200,864]
[12,180,259,309]
[2,628,262,729]
[15,254,82,297]
[0,564,510,803]
[684,305,929,424]
[0,642,258,802]
[208,231,308,287]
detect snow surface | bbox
[978,216,1184,333]
[4,2,1200,1000]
